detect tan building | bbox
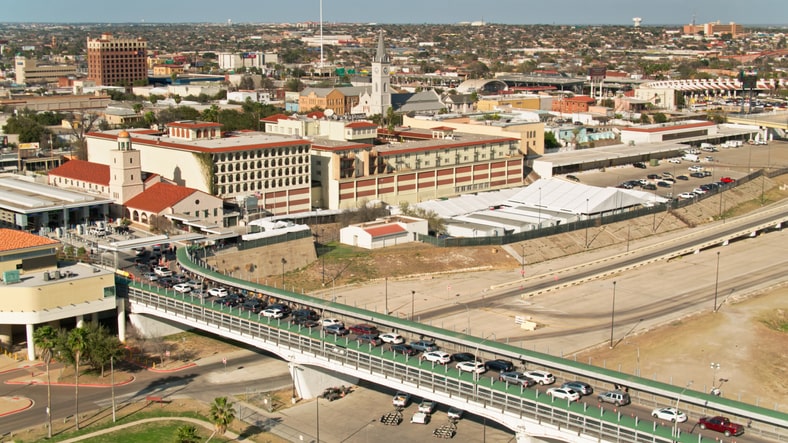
[477,94,542,112]
[298,86,367,115]
[0,229,120,361]
[86,122,312,215]
[152,64,185,76]
[14,55,76,85]
[87,33,148,86]
[683,21,745,38]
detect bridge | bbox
[121,211,788,443]
[727,112,788,132]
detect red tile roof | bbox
[48,160,110,186]
[0,228,59,253]
[261,113,292,123]
[345,121,377,129]
[364,224,407,237]
[306,111,325,119]
[124,182,200,213]
[168,121,222,129]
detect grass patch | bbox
[760,308,788,333]
[67,421,226,443]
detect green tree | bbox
[208,397,236,439]
[175,424,200,443]
[33,325,57,439]
[398,202,446,236]
[2,111,49,143]
[285,78,305,92]
[640,114,651,124]
[67,327,89,430]
[544,131,560,149]
[201,105,220,123]
[652,112,668,124]
[83,323,123,377]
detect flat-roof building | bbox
[87,33,148,86]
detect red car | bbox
[698,416,745,437]
[720,176,735,184]
[349,324,378,335]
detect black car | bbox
[291,317,319,328]
[451,352,478,363]
[484,359,515,372]
[390,344,418,356]
[292,309,319,321]
[242,298,266,313]
[676,175,689,181]
[356,334,383,346]
[657,181,671,188]
[633,162,647,169]
[647,174,660,179]
[642,183,657,190]
[219,294,243,307]
[690,172,705,178]
[566,175,580,182]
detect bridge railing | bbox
[126,282,765,443]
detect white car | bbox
[422,351,452,365]
[668,158,682,164]
[678,192,695,199]
[688,165,704,173]
[546,387,580,402]
[651,407,687,423]
[447,407,464,420]
[141,272,158,281]
[379,333,405,344]
[418,399,437,414]
[321,318,343,327]
[456,361,486,375]
[172,283,192,293]
[153,266,172,277]
[207,287,228,297]
[262,307,285,319]
[410,411,431,425]
[524,370,555,385]
[693,187,707,195]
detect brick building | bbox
[87,33,148,86]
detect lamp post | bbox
[713,251,720,312]
[411,290,415,320]
[710,362,721,394]
[537,186,542,227]
[385,277,388,315]
[456,302,471,334]
[609,281,617,349]
[673,380,693,441]
[519,244,526,278]
[281,257,287,288]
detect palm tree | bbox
[33,325,57,439]
[67,327,89,430]
[207,396,235,441]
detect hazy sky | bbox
[3,0,787,25]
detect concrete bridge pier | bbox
[288,362,359,401]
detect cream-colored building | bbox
[86,122,312,215]
[14,55,77,85]
[0,229,121,361]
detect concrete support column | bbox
[76,315,85,328]
[288,362,358,400]
[91,312,99,324]
[0,323,12,352]
[25,324,35,361]
[515,429,536,443]
[117,298,126,343]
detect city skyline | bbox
[2,0,788,26]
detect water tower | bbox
[633,17,642,27]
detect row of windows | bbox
[215,158,308,173]
[218,176,306,195]
[213,146,309,162]
[55,177,106,193]
[216,165,307,178]
[455,182,490,193]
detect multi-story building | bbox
[551,95,595,114]
[14,55,76,85]
[683,21,745,38]
[87,33,148,86]
[298,86,367,115]
[311,127,522,210]
[86,122,312,216]
[0,228,121,360]
[217,51,266,71]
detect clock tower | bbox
[369,30,391,117]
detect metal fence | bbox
[420,169,773,248]
[238,229,313,251]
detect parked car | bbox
[379,333,405,344]
[410,411,431,425]
[524,370,555,385]
[409,340,438,352]
[219,294,243,307]
[678,192,696,199]
[698,416,744,437]
[668,158,681,164]
[172,283,192,293]
[690,172,705,178]
[647,174,660,179]
[142,272,158,281]
[633,162,648,168]
[241,298,265,313]
[322,318,343,327]
[447,407,464,420]
[688,165,704,173]
[349,324,378,336]
[451,352,477,363]
[207,287,228,297]
[292,309,318,321]
[566,174,580,182]
[390,344,418,356]
[498,371,535,387]
[642,183,657,190]
[418,399,437,414]
[693,187,707,195]
[657,181,672,188]
[422,351,452,364]
[651,407,687,423]
[262,307,286,319]
[153,266,172,277]
[356,334,383,346]
[720,176,735,184]
[546,387,580,402]
[484,359,515,372]
[290,317,319,328]
[323,324,349,336]
[676,175,689,181]
[597,390,631,406]
[267,303,292,315]
[456,361,486,374]
[561,381,593,396]
[392,392,411,407]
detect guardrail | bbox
[123,276,787,442]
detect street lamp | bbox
[519,244,526,278]
[710,362,721,394]
[585,198,590,248]
[281,257,287,288]
[411,290,415,320]
[673,380,693,441]
[609,281,617,349]
[456,302,471,334]
[537,186,542,227]
[713,251,721,312]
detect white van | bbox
[88,227,107,236]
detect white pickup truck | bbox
[392,392,411,408]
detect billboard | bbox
[589,66,607,82]
[241,52,257,59]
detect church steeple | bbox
[373,30,389,64]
